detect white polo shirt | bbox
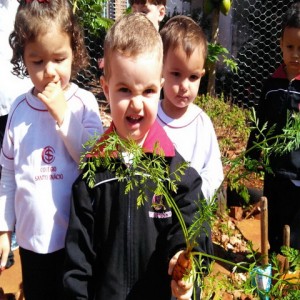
[0,83,103,253]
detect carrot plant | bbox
[79,100,300,298]
[79,130,217,297]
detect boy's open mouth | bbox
[127,116,143,124]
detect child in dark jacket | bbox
[246,2,300,253]
[130,0,165,30]
[63,13,213,300]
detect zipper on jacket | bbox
[288,78,295,93]
[285,78,294,104]
[286,78,300,112]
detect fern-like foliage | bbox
[79,130,188,205]
[79,130,215,252]
[281,246,300,272]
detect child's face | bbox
[132,3,165,30]
[101,52,163,145]
[162,45,205,117]
[23,25,73,96]
[280,27,300,80]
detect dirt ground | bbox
[0,248,23,300]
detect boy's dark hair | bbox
[129,0,166,7]
[281,2,300,37]
[10,0,88,78]
[160,15,208,61]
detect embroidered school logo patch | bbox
[42,146,55,164]
[149,194,172,219]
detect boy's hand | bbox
[0,231,11,272]
[37,81,67,126]
[168,250,193,300]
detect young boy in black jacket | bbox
[63,13,213,300]
[246,2,300,253]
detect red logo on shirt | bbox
[42,146,55,164]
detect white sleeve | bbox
[0,167,16,231]
[56,103,103,165]
[196,114,224,203]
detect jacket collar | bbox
[273,64,300,80]
[96,120,175,157]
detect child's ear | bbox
[280,37,284,53]
[100,76,109,103]
[158,5,166,22]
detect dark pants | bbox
[19,247,65,300]
[0,114,8,147]
[264,173,300,253]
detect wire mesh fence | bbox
[229,0,295,108]
[73,0,297,109]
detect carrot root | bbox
[172,250,192,281]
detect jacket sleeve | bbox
[63,175,96,300]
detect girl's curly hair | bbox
[10,0,89,78]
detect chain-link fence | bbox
[229,0,296,108]
[74,0,297,109]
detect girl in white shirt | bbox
[0,0,103,299]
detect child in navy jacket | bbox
[63,13,213,300]
[246,2,300,253]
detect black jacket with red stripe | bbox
[63,120,213,300]
[246,64,300,179]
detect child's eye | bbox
[119,87,130,93]
[33,60,43,65]
[190,75,200,81]
[144,88,155,95]
[56,58,66,63]
[171,71,180,77]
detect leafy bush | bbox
[73,0,113,33]
[195,94,250,158]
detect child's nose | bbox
[179,79,189,92]
[130,96,143,111]
[44,62,56,77]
